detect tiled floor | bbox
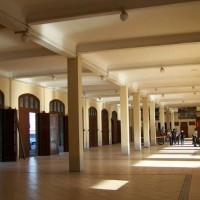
[0,140,200,200]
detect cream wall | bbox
[0,76,11,108]
[0,76,68,114]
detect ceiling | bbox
[1,0,200,109]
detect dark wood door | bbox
[2,109,17,161]
[19,109,29,158]
[58,115,64,152]
[102,109,109,145]
[111,111,118,144]
[50,114,58,155]
[89,107,98,147]
[180,122,188,138]
[117,120,121,143]
[63,116,69,152]
[37,113,50,156]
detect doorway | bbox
[29,112,37,157]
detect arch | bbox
[49,99,65,115]
[102,109,109,145]
[0,90,4,109]
[19,93,40,112]
[18,93,40,158]
[89,107,98,147]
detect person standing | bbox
[180,130,185,145]
[171,129,177,145]
[193,128,198,147]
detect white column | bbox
[120,85,130,154]
[68,57,84,171]
[97,101,102,146]
[160,105,165,131]
[143,96,150,148]
[150,100,156,145]
[133,92,141,150]
[171,111,174,130]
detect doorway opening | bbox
[29,112,36,157]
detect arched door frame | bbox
[89,107,98,148]
[18,93,40,158]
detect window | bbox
[50,99,65,115]
[18,94,40,112]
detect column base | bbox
[69,155,84,172]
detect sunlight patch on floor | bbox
[147,154,200,159]
[91,180,129,190]
[132,160,200,168]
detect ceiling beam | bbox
[77,32,200,53]
[27,0,199,24]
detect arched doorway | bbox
[89,107,98,147]
[102,109,109,145]
[111,111,118,144]
[50,99,68,152]
[19,94,40,158]
[0,90,4,109]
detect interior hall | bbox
[1,1,200,200]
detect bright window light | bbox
[157,150,199,154]
[132,160,200,168]
[147,154,200,159]
[91,180,129,190]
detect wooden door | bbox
[102,109,109,145]
[117,120,121,143]
[111,111,118,144]
[63,116,69,152]
[89,107,98,147]
[37,113,50,156]
[19,110,29,158]
[50,114,59,155]
[180,122,188,138]
[58,115,64,152]
[19,94,40,158]
[2,109,17,161]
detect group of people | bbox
[167,128,199,147]
[167,129,185,146]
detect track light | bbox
[160,67,165,73]
[120,9,128,21]
[21,32,29,42]
[100,75,105,80]
[51,74,56,80]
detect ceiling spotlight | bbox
[192,85,195,90]
[194,92,196,95]
[160,67,165,73]
[162,93,164,97]
[100,75,105,80]
[21,32,29,42]
[51,74,56,80]
[120,9,128,21]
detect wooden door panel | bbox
[50,114,58,155]
[38,113,50,156]
[180,122,188,138]
[19,109,29,158]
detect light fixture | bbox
[51,74,56,80]
[160,67,165,73]
[120,9,128,21]
[162,93,164,97]
[21,32,29,42]
[192,85,195,90]
[100,75,105,80]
